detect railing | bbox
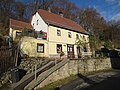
[81,52,92,56]
[24,59,69,90]
[11,59,62,90]
[0,45,18,75]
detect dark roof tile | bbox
[10,19,32,29]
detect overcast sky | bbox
[70,0,120,21]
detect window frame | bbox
[36,19,39,25]
[16,31,22,36]
[68,32,72,38]
[57,29,61,36]
[84,46,87,52]
[37,43,44,53]
[76,34,79,39]
[36,31,43,39]
[57,44,62,53]
[33,23,34,26]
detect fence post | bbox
[15,45,19,66]
[35,65,37,80]
[32,66,34,73]
[55,59,57,65]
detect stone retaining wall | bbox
[26,58,112,89]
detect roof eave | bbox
[47,23,88,35]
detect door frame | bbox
[77,46,81,58]
[67,44,75,58]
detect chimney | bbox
[59,12,63,17]
[48,7,51,13]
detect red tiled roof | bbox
[10,19,32,29]
[37,9,88,34]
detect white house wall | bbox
[31,12,48,32]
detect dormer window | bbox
[36,19,39,25]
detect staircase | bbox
[24,59,69,90]
[11,60,57,90]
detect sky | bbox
[70,0,120,21]
[19,0,120,22]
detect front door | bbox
[67,44,75,58]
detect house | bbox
[9,9,91,58]
[9,19,33,41]
[27,9,91,58]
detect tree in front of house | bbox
[75,35,90,58]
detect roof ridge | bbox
[38,9,79,25]
[37,9,88,34]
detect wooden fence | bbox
[0,46,18,75]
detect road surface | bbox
[54,70,120,90]
[82,70,120,90]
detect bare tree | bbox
[15,1,26,20]
[78,8,107,37]
[105,20,120,48]
[0,0,16,23]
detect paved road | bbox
[82,71,120,90]
[55,70,120,90]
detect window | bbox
[57,44,62,53]
[35,31,47,40]
[16,32,22,36]
[43,32,47,39]
[83,36,85,39]
[36,19,39,25]
[68,32,72,38]
[28,29,32,33]
[37,43,44,53]
[33,23,35,29]
[84,46,87,52]
[36,30,43,39]
[33,23,34,26]
[76,34,79,39]
[83,36,86,41]
[57,30,61,36]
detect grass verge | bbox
[37,75,77,90]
